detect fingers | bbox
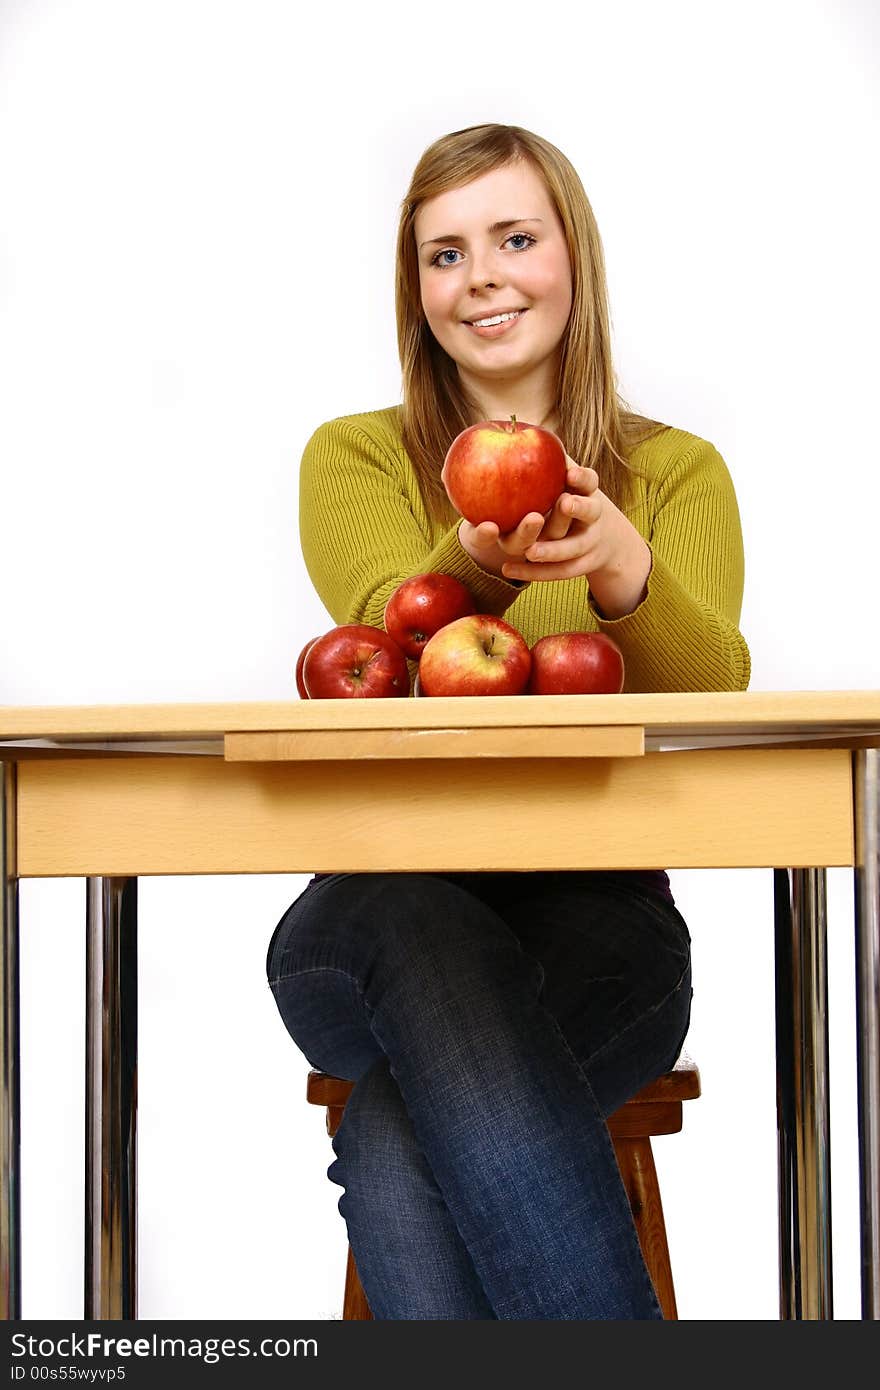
[536,462,597,541]
[502,490,601,575]
[502,521,595,579]
[496,512,546,553]
[538,495,573,542]
[503,555,589,582]
[471,520,500,546]
[523,529,593,565]
[540,491,599,535]
[566,463,599,494]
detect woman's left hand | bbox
[501,455,653,618]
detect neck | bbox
[468,397,558,432]
[459,364,559,433]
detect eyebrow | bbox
[418,218,544,251]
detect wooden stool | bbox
[306,1053,700,1320]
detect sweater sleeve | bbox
[299,416,524,627]
[588,437,751,691]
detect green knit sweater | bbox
[299,406,750,693]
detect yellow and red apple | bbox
[418,614,532,697]
[441,415,567,534]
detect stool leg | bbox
[613,1136,677,1320]
[343,1246,372,1320]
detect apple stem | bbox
[508,414,516,431]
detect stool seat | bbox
[306,1051,700,1320]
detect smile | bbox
[468,310,524,328]
[464,310,527,338]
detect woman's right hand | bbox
[456,486,576,580]
[457,514,547,578]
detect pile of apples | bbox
[296,414,624,699]
[295,572,624,699]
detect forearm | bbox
[585,529,652,620]
[589,548,751,691]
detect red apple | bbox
[303,624,410,698]
[295,636,321,698]
[383,573,476,659]
[418,614,532,697]
[441,415,567,534]
[527,631,625,695]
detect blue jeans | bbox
[266,870,692,1320]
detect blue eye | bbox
[428,231,537,267]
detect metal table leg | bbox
[774,867,833,1318]
[853,749,880,1319]
[85,877,137,1319]
[1,762,21,1320]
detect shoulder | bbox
[631,424,726,473]
[303,405,405,462]
[629,424,735,497]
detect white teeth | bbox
[470,310,522,328]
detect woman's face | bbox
[414,160,573,408]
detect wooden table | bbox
[1,691,879,1320]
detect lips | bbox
[463,308,527,326]
[464,310,528,340]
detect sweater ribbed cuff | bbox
[588,548,750,691]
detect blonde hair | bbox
[395,123,669,524]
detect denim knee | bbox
[327,1055,495,1319]
[270,872,541,1013]
[266,873,543,1085]
[328,1055,433,1202]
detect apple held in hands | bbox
[384,572,476,660]
[419,614,532,697]
[527,631,625,695]
[442,415,567,534]
[303,624,410,698]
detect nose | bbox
[468,246,502,294]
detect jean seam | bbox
[268,964,367,995]
[582,951,692,1074]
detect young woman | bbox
[266,123,749,1319]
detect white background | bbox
[1,0,878,1319]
